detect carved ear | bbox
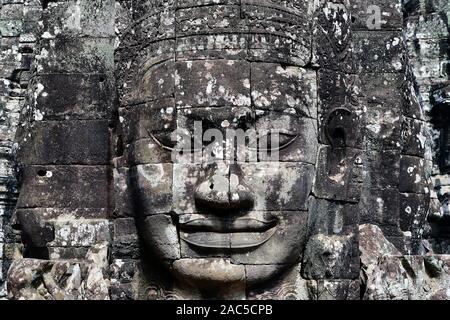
[325,108,353,148]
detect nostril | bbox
[194,177,230,210]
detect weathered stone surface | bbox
[141,215,180,261]
[353,31,405,73]
[14,210,54,249]
[17,121,111,165]
[2,0,445,301]
[112,218,139,259]
[112,166,134,218]
[399,155,429,194]
[119,99,176,144]
[313,146,364,203]
[41,1,115,38]
[36,37,114,74]
[176,60,251,109]
[310,280,360,300]
[359,224,401,267]
[247,265,311,300]
[302,233,359,280]
[359,188,400,228]
[363,255,450,300]
[129,164,173,216]
[7,243,110,300]
[173,258,245,287]
[365,150,400,189]
[251,63,317,118]
[307,198,359,238]
[231,211,307,265]
[313,2,354,73]
[350,0,403,31]
[49,219,110,248]
[255,111,318,164]
[16,166,111,209]
[31,74,115,120]
[110,259,137,284]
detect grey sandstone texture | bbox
[0,0,449,300]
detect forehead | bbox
[118,1,319,110]
[176,60,317,118]
[118,1,319,137]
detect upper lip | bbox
[178,218,278,233]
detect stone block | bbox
[121,59,175,106]
[17,120,111,165]
[110,259,137,284]
[312,3,354,72]
[402,118,428,157]
[42,0,115,38]
[302,233,359,280]
[353,31,405,74]
[400,193,429,235]
[112,166,134,218]
[32,74,114,120]
[359,188,400,227]
[365,149,400,189]
[112,218,139,259]
[37,37,114,74]
[120,99,176,144]
[255,110,318,164]
[16,165,111,209]
[49,219,110,247]
[307,198,359,238]
[313,146,364,203]
[240,162,315,211]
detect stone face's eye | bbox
[149,129,205,153]
[147,130,176,151]
[253,130,298,152]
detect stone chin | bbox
[172,259,245,288]
[171,258,290,289]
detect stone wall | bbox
[2,0,116,298]
[13,0,116,260]
[404,0,450,253]
[0,0,42,298]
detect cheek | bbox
[141,214,181,261]
[130,164,173,215]
[240,162,315,211]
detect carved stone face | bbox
[119,1,322,290]
[127,60,318,287]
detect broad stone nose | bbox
[194,165,254,211]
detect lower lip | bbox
[179,227,277,250]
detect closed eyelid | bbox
[257,129,298,136]
[249,132,298,151]
[148,132,175,151]
[147,129,205,153]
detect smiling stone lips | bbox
[179,215,279,250]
